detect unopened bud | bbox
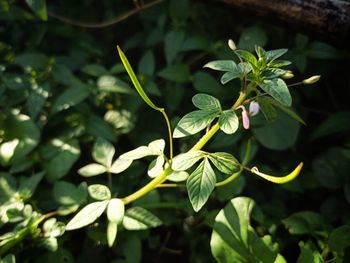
[228,39,237,51]
[302,75,321,84]
[282,71,294,79]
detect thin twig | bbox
[48,0,164,28]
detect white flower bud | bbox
[282,71,294,79]
[302,75,321,84]
[228,39,237,51]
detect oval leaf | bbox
[192,94,221,111]
[66,201,109,230]
[218,110,239,134]
[259,78,292,107]
[123,207,162,230]
[92,137,115,167]
[208,152,240,174]
[78,163,107,177]
[107,198,125,223]
[88,184,111,200]
[172,151,205,171]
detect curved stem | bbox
[160,109,174,160]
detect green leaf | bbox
[235,50,258,66]
[297,241,323,263]
[211,197,286,263]
[203,60,239,72]
[109,158,133,174]
[208,152,240,174]
[263,97,305,124]
[192,94,221,111]
[97,75,133,94]
[259,78,292,107]
[187,158,216,212]
[107,198,125,223]
[0,113,40,165]
[18,171,44,200]
[257,96,278,122]
[66,201,109,230]
[220,71,241,85]
[193,71,227,95]
[26,83,50,119]
[123,207,162,230]
[311,111,350,140]
[78,163,107,177]
[138,50,155,76]
[81,64,108,77]
[158,64,191,83]
[252,111,300,150]
[107,221,118,247]
[328,225,350,256]
[92,137,115,168]
[118,46,161,110]
[51,84,91,113]
[88,184,111,201]
[218,110,239,134]
[265,49,288,62]
[172,151,205,171]
[282,211,326,235]
[0,254,16,263]
[25,0,47,21]
[173,110,219,138]
[164,30,185,65]
[53,181,87,206]
[0,174,17,202]
[44,138,80,182]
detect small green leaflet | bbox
[187,158,216,212]
[203,60,241,84]
[208,152,240,174]
[259,78,292,107]
[265,48,288,62]
[122,207,162,230]
[120,139,165,160]
[173,110,219,138]
[78,163,107,177]
[172,151,205,171]
[66,200,109,230]
[88,184,111,201]
[218,110,239,134]
[234,50,258,66]
[107,221,118,247]
[192,94,221,111]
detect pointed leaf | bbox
[208,152,240,174]
[92,137,115,167]
[259,78,292,107]
[172,151,205,171]
[265,48,288,62]
[235,50,258,66]
[66,201,109,230]
[123,207,162,230]
[203,60,238,72]
[192,94,221,111]
[88,184,111,200]
[221,71,240,84]
[187,158,216,212]
[173,110,218,138]
[78,163,107,177]
[219,110,239,134]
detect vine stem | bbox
[121,91,247,205]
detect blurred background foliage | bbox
[0,0,350,262]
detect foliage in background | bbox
[1,0,350,262]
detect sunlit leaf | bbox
[259,78,292,107]
[208,152,240,174]
[192,94,221,111]
[88,184,111,201]
[172,151,205,171]
[66,201,109,230]
[78,163,107,177]
[92,137,115,167]
[218,110,239,134]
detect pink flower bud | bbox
[249,101,260,116]
[238,106,250,129]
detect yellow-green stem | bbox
[121,91,247,204]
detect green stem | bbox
[160,109,173,160]
[121,91,247,204]
[215,169,243,187]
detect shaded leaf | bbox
[259,78,292,107]
[187,158,216,212]
[208,152,240,174]
[123,207,162,230]
[192,94,221,111]
[218,110,239,134]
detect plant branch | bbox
[48,0,164,28]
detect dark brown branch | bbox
[219,0,350,48]
[48,0,163,28]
